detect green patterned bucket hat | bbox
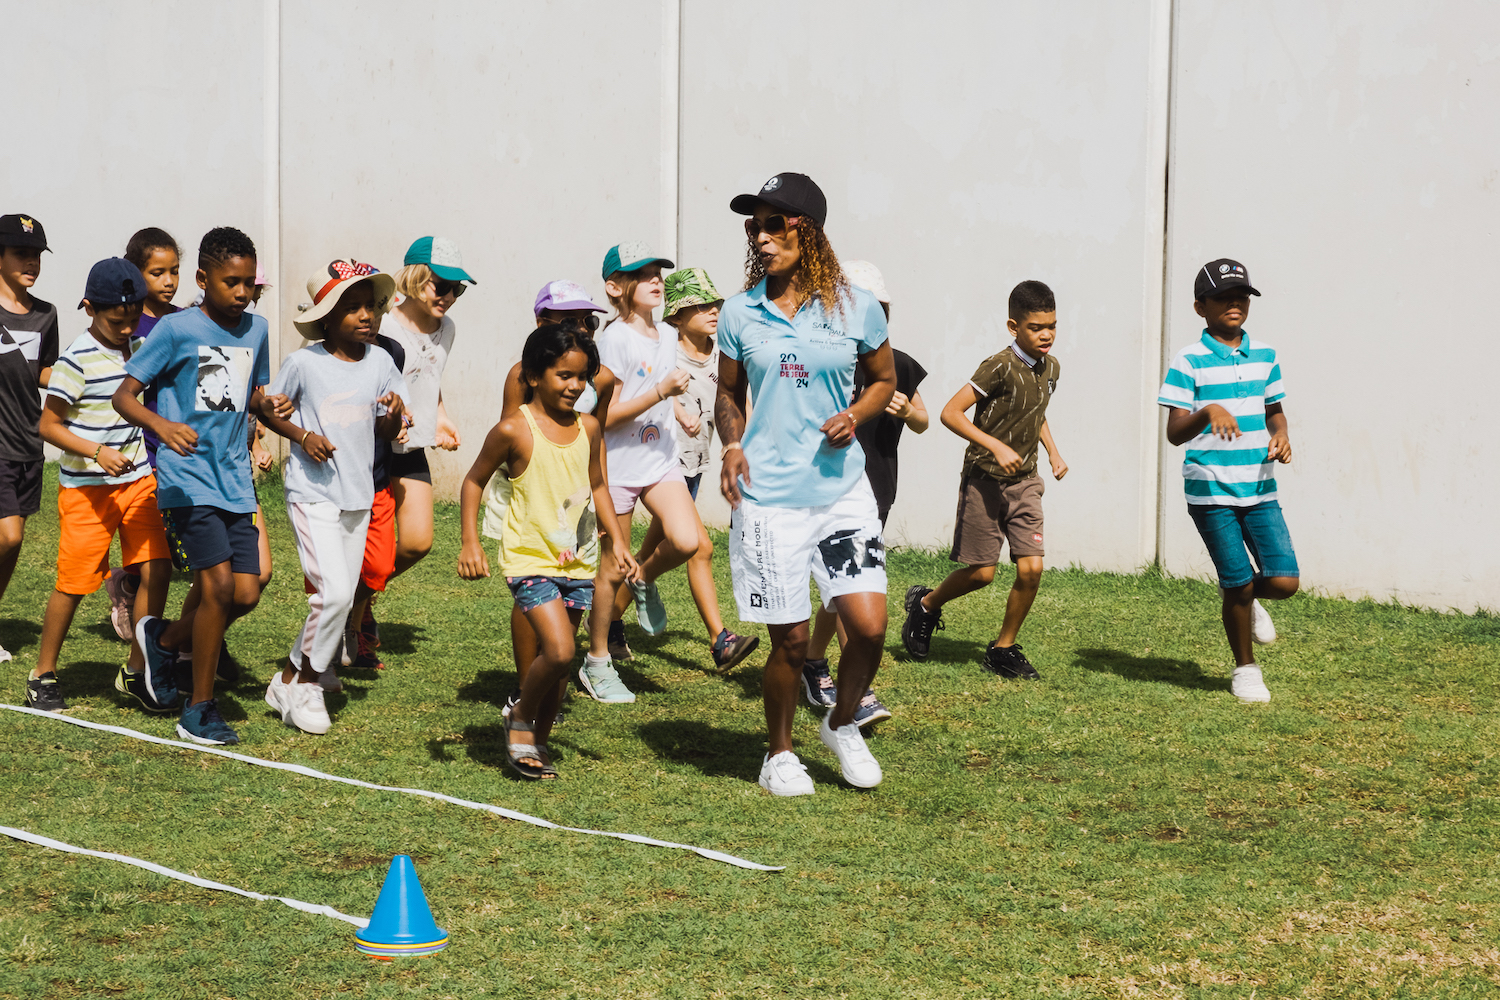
[663,267,723,319]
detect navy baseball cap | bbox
[79,257,148,310]
[730,172,828,227]
[1194,258,1260,300]
[0,213,50,251]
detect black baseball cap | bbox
[0,214,50,252]
[730,172,827,227]
[1194,258,1260,300]
[79,258,147,310]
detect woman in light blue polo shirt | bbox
[715,172,898,797]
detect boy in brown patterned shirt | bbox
[901,280,1068,679]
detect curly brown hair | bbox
[743,221,850,317]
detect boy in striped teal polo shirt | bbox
[1159,259,1299,704]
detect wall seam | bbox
[1140,0,1175,569]
[661,0,682,262]
[1154,0,1179,569]
[263,0,283,457]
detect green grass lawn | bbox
[2,467,1497,998]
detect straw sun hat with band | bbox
[294,259,396,339]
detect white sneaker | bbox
[1231,664,1271,704]
[282,679,332,734]
[0,643,11,663]
[317,664,343,693]
[1251,599,1277,645]
[265,670,289,714]
[758,751,814,797]
[818,714,883,788]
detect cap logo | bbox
[762,176,783,193]
[19,217,34,234]
[1219,263,1231,273]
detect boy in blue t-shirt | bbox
[113,227,292,744]
[1158,258,1299,704]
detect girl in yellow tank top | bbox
[457,325,638,780]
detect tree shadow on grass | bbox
[635,719,841,786]
[1072,648,1228,693]
[0,617,41,655]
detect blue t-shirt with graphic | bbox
[125,307,270,513]
[717,280,888,508]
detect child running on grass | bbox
[629,267,759,672]
[595,243,735,689]
[30,258,172,713]
[1158,259,1297,703]
[114,227,291,745]
[0,213,59,665]
[101,228,181,644]
[803,260,927,725]
[258,260,407,734]
[458,323,638,779]
[901,280,1068,680]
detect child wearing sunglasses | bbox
[378,237,476,638]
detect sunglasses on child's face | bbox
[744,214,800,238]
[431,278,467,299]
[562,314,600,333]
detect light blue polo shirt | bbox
[717,279,888,508]
[1158,328,1285,507]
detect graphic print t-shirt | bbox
[126,307,270,512]
[596,319,681,487]
[270,343,407,511]
[0,296,60,461]
[676,340,719,478]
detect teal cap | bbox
[601,241,673,280]
[403,236,476,284]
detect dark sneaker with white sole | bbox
[800,657,837,709]
[134,616,179,705]
[983,642,1040,680]
[176,698,240,745]
[115,665,174,713]
[26,671,68,712]
[901,585,944,660]
[606,619,633,661]
[852,689,892,727]
[711,629,760,672]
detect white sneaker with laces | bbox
[759,751,814,797]
[283,679,332,734]
[819,714,883,788]
[1251,599,1277,645]
[1231,664,1271,703]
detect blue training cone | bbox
[354,855,449,958]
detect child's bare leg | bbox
[995,556,1043,647]
[513,601,577,763]
[826,592,886,729]
[763,620,810,755]
[1254,576,1299,602]
[185,566,261,705]
[682,523,726,640]
[255,505,273,590]
[34,590,84,677]
[1221,582,1256,666]
[634,481,698,583]
[808,605,842,661]
[922,563,997,612]
[511,602,538,686]
[128,559,172,671]
[589,547,624,657]
[0,515,26,605]
[390,477,434,578]
[532,608,585,747]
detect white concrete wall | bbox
[10,1,1497,609]
[1163,1,1500,610]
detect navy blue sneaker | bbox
[852,688,892,728]
[115,665,174,714]
[134,616,179,706]
[176,698,240,745]
[800,657,837,709]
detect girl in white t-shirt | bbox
[375,237,475,639]
[593,242,749,680]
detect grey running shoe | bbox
[630,580,668,636]
[578,656,636,704]
[800,657,837,709]
[852,689,892,728]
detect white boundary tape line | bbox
[1,824,369,928]
[1,704,784,872]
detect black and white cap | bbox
[730,172,828,227]
[1194,258,1260,300]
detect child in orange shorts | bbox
[32,258,172,712]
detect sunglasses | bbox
[431,278,467,299]
[551,314,600,333]
[744,214,800,238]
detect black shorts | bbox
[0,458,42,518]
[161,506,261,575]
[389,448,431,485]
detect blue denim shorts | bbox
[1187,501,1299,590]
[505,575,593,613]
[685,473,702,501]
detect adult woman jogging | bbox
[376,237,475,636]
[715,172,898,796]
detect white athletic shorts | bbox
[728,474,887,625]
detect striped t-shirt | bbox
[1158,329,1285,507]
[45,331,150,489]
